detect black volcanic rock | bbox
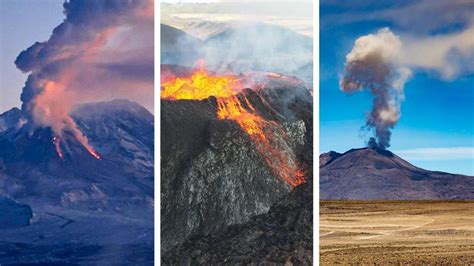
[163,179,313,265]
[320,148,474,200]
[0,196,32,228]
[161,73,312,252]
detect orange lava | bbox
[161,63,243,100]
[52,136,64,160]
[86,147,101,160]
[161,63,305,186]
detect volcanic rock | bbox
[0,196,32,229]
[161,77,312,252]
[163,178,313,265]
[320,148,474,200]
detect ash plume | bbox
[340,28,411,149]
[15,0,153,152]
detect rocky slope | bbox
[320,148,474,200]
[161,70,313,252]
[163,179,313,265]
[0,99,154,264]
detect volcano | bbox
[320,148,474,200]
[161,64,312,253]
[0,100,153,264]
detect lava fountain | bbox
[161,62,305,187]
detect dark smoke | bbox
[14,0,153,144]
[340,28,411,149]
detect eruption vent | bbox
[161,62,305,186]
[340,28,411,149]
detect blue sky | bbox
[320,0,474,175]
[0,0,64,112]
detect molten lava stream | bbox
[161,63,305,186]
[217,95,305,186]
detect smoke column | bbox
[15,0,152,157]
[340,28,411,149]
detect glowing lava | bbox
[52,136,64,160]
[161,63,305,187]
[161,62,243,100]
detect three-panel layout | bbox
[0,0,472,265]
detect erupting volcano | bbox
[161,62,305,186]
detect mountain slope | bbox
[163,179,313,265]
[161,24,203,66]
[0,99,154,264]
[320,148,474,200]
[161,67,313,252]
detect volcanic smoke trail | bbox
[340,28,411,149]
[14,0,152,159]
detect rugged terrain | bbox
[320,148,474,199]
[320,200,474,265]
[164,178,313,265]
[0,99,154,264]
[161,74,313,252]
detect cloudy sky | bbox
[320,0,474,175]
[0,0,63,112]
[161,1,313,38]
[1,0,154,114]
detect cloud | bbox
[322,0,474,34]
[401,26,474,79]
[340,28,411,149]
[395,147,474,161]
[14,0,153,156]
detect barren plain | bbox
[320,201,474,265]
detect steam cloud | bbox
[340,28,411,149]
[15,0,153,150]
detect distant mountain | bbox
[0,99,153,264]
[203,23,312,76]
[0,107,25,133]
[320,148,474,200]
[160,23,313,84]
[161,24,203,66]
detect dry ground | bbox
[320,201,474,265]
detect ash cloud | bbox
[341,24,474,149]
[15,0,153,144]
[340,28,411,149]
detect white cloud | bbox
[395,147,474,161]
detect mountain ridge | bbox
[320,147,474,200]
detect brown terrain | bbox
[320,201,474,264]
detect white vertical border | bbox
[154,0,161,265]
[313,0,320,264]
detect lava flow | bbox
[52,134,101,160]
[52,136,64,160]
[161,63,305,186]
